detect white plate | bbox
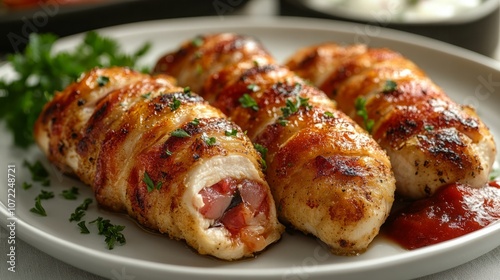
[1,16,500,280]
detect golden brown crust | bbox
[155,33,396,255]
[286,43,497,199]
[34,67,283,260]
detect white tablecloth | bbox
[2,1,500,279]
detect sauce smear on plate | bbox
[385,181,500,249]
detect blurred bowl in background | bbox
[0,0,251,54]
[280,0,500,57]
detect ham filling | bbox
[198,178,270,236]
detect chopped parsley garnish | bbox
[169,97,181,111]
[190,118,200,126]
[424,124,434,132]
[61,186,79,200]
[143,172,162,192]
[141,92,152,99]
[36,190,54,200]
[30,197,47,216]
[96,76,110,87]
[282,96,311,117]
[191,36,204,47]
[247,84,260,92]
[77,221,90,234]
[324,111,334,118]
[171,128,190,138]
[253,143,268,171]
[196,64,203,75]
[202,134,217,146]
[183,86,191,94]
[69,198,93,222]
[165,148,173,157]
[238,93,259,111]
[29,190,53,219]
[355,97,374,134]
[382,80,397,93]
[225,129,238,137]
[90,217,126,250]
[23,159,50,186]
[278,95,312,126]
[489,168,500,181]
[22,182,32,190]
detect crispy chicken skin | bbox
[154,34,396,255]
[33,67,283,260]
[286,44,496,199]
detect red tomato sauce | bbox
[385,181,500,250]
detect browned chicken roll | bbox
[33,67,283,260]
[286,44,496,199]
[153,33,396,256]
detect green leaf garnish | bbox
[141,92,152,99]
[324,111,334,118]
[69,198,93,222]
[77,221,90,234]
[253,143,268,171]
[225,129,238,137]
[96,76,110,87]
[171,128,190,138]
[0,32,150,148]
[278,95,311,126]
[382,80,397,93]
[355,97,374,134]
[238,93,259,111]
[202,134,217,146]
[61,186,79,200]
[22,182,32,190]
[191,36,204,47]
[247,84,260,92]
[23,160,50,186]
[36,190,54,200]
[30,197,47,216]
[490,168,500,181]
[190,118,200,126]
[143,172,162,192]
[90,217,126,250]
[169,97,181,111]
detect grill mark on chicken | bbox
[286,43,496,199]
[314,155,366,178]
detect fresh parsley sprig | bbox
[0,32,151,148]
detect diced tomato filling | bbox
[198,178,270,236]
[198,178,237,219]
